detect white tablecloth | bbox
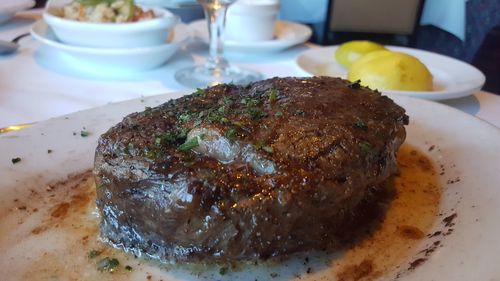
[0,10,498,130]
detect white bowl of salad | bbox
[43,0,179,48]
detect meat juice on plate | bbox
[0,145,441,281]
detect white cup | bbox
[225,0,280,42]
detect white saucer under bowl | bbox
[190,19,312,53]
[30,20,190,72]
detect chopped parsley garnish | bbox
[222,96,234,105]
[178,137,199,152]
[353,119,368,130]
[144,106,153,116]
[80,130,89,137]
[293,109,305,116]
[179,113,191,122]
[262,146,274,153]
[96,257,119,272]
[240,97,260,107]
[247,107,268,120]
[348,79,362,89]
[274,111,283,117]
[194,88,206,97]
[88,250,102,259]
[268,89,278,102]
[225,128,237,141]
[359,141,372,153]
[207,108,226,123]
[254,140,273,153]
[145,149,157,159]
[219,266,229,275]
[124,143,135,155]
[11,157,21,164]
[156,131,178,145]
[77,0,116,6]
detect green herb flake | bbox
[247,108,268,120]
[353,119,368,130]
[219,266,229,275]
[178,137,199,152]
[254,139,265,150]
[11,157,21,164]
[96,257,120,272]
[274,111,283,117]
[146,149,157,159]
[77,0,115,6]
[179,113,191,122]
[359,141,372,153]
[194,88,206,97]
[156,131,178,145]
[268,89,277,102]
[125,265,133,271]
[293,109,305,116]
[225,128,237,141]
[222,96,234,105]
[88,250,102,259]
[262,146,274,153]
[348,79,362,89]
[80,130,89,137]
[207,110,224,123]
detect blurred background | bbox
[34,0,500,93]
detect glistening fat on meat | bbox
[93,77,409,262]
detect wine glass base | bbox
[175,65,264,88]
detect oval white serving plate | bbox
[30,20,190,71]
[1,92,500,280]
[296,46,486,101]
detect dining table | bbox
[1,9,499,131]
[3,7,500,281]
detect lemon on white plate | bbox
[348,50,433,91]
[334,40,386,68]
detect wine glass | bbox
[175,0,263,88]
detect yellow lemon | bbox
[348,51,433,91]
[335,40,386,68]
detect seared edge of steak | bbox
[94,77,408,261]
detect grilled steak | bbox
[94,76,408,262]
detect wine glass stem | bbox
[202,2,230,70]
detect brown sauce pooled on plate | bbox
[0,144,442,281]
[333,144,442,281]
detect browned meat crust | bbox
[94,76,408,262]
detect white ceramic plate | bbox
[190,19,312,53]
[1,93,500,280]
[296,46,486,100]
[0,0,35,24]
[30,20,190,72]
